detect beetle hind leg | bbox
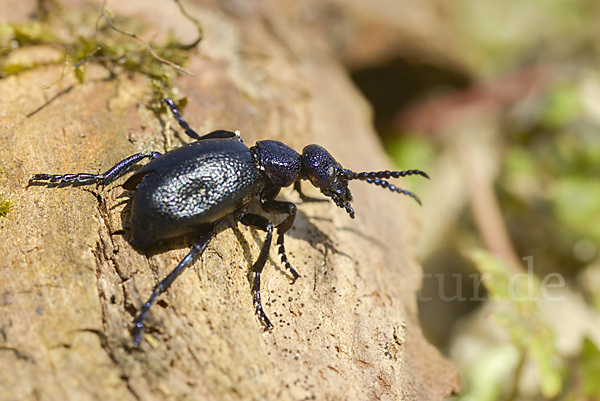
[132,227,216,346]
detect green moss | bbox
[0,20,56,56]
[0,0,202,101]
[0,196,12,217]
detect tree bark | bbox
[0,0,459,400]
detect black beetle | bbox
[29,98,428,346]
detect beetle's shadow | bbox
[230,207,350,283]
[110,190,349,278]
[32,184,380,268]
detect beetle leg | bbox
[162,98,244,142]
[196,130,244,142]
[239,213,274,330]
[162,98,202,140]
[260,198,300,281]
[28,151,161,187]
[132,227,216,346]
[293,181,327,203]
[99,152,163,185]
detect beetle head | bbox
[253,140,301,187]
[301,144,356,218]
[301,144,430,219]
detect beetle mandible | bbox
[28,98,429,346]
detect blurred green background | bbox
[347,0,600,399]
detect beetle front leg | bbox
[28,151,162,187]
[293,181,327,203]
[260,197,300,281]
[239,213,274,330]
[132,227,216,346]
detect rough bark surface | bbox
[0,0,459,400]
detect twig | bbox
[457,132,523,272]
[172,0,203,50]
[100,0,194,76]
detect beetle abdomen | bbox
[126,139,264,247]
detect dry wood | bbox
[0,1,459,399]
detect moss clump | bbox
[0,0,202,101]
[0,196,12,217]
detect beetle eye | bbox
[328,165,336,184]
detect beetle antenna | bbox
[342,169,429,205]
